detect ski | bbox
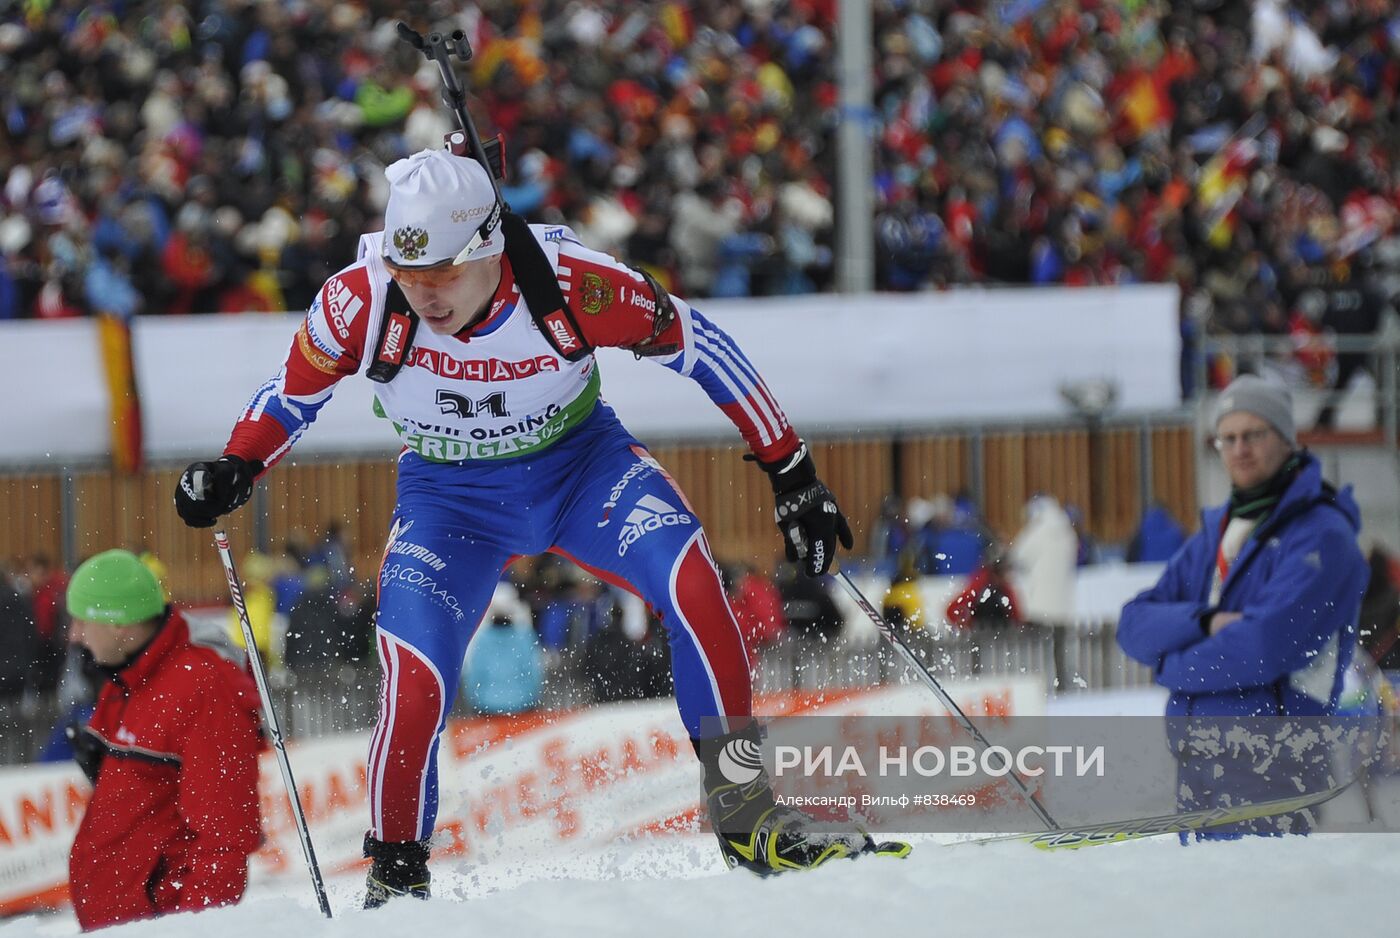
[959,780,1353,850]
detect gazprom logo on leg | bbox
[617,494,692,556]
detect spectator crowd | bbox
[2,1,1398,398]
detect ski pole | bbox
[214,530,333,918]
[834,568,1061,832]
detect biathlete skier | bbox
[175,146,907,905]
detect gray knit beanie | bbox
[1213,374,1297,448]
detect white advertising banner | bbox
[0,679,1043,914]
[599,284,1181,439]
[0,286,1178,464]
[0,319,110,464]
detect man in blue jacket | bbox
[1117,374,1367,834]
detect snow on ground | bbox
[6,688,1389,937]
[4,830,1397,938]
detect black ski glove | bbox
[174,455,261,528]
[747,442,853,577]
[66,723,105,784]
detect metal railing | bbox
[1196,333,1400,450]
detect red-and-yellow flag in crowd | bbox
[95,312,144,474]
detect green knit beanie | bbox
[66,549,166,627]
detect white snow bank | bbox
[5,831,1397,938]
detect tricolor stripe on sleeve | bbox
[224,265,370,468]
[661,307,797,463]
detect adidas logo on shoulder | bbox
[618,494,693,556]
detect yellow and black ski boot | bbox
[694,724,911,876]
[363,834,431,909]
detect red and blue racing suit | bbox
[222,224,799,843]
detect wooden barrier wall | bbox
[0,474,63,568]
[0,425,1198,601]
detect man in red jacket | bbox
[724,563,789,657]
[65,549,264,931]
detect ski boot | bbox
[695,724,911,876]
[363,834,431,909]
